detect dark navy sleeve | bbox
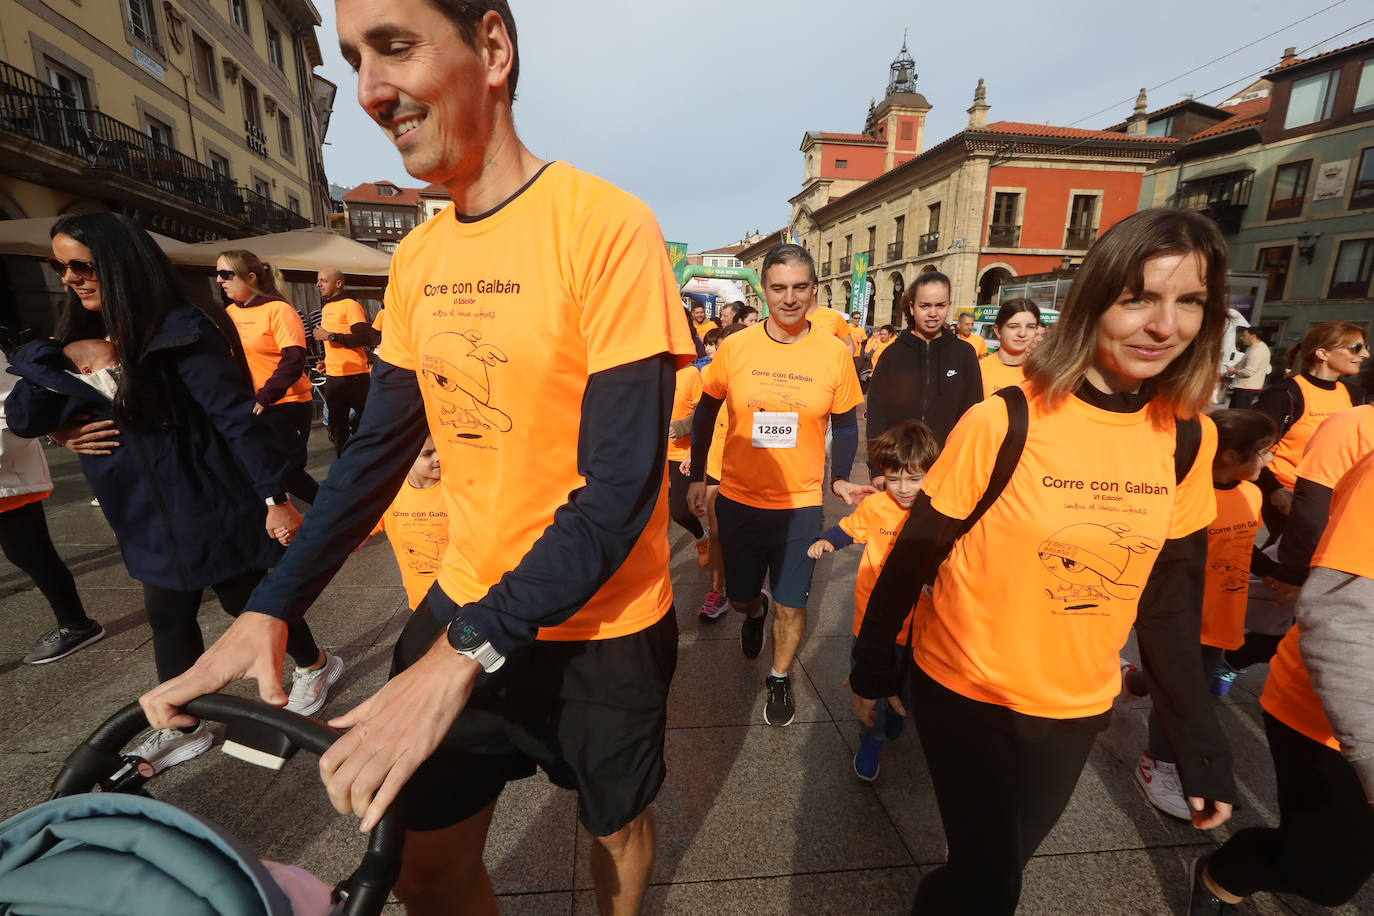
[255,345,308,407]
[248,360,428,620]
[831,407,858,482]
[688,393,724,482]
[818,524,855,550]
[174,323,290,497]
[1273,477,1334,585]
[440,354,675,654]
[332,322,378,348]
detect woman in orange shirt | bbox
[217,250,319,502]
[852,208,1237,914]
[979,298,1041,398]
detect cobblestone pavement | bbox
[0,428,1366,914]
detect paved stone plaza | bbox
[1,429,1369,915]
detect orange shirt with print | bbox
[1200,481,1263,650]
[961,333,988,359]
[374,480,448,611]
[705,402,728,482]
[979,356,1025,399]
[378,162,695,642]
[667,364,702,463]
[807,306,854,344]
[840,491,916,640]
[225,299,313,405]
[701,323,863,510]
[321,297,371,377]
[1270,376,1355,489]
[1294,404,1374,489]
[912,386,1218,718]
[1261,449,1374,749]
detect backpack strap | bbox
[1174,415,1202,485]
[959,385,1029,537]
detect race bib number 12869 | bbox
[752,411,799,449]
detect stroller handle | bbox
[50,696,403,916]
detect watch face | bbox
[448,619,485,652]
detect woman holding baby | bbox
[3,212,333,773]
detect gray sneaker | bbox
[285,653,344,717]
[23,621,105,665]
[129,723,214,774]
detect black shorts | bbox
[714,494,823,608]
[391,604,678,837]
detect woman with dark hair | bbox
[1252,320,1366,544]
[851,208,1237,914]
[5,213,341,773]
[979,298,1041,398]
[216,249,319,502]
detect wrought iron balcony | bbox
[1065,226,1097,250]
[839,255,852,273]
[917,232,939,255]
[987,224,1021,248]
[0,59,308,234]
[886,240,904,261]
[819,260,832,277]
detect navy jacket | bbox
[5,306,291,590]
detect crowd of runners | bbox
[1,1,1372,914]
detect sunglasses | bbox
[215,269,237,281]
[1346,342,1367,355]
[47,257,96,280]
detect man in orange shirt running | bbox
[312,267,376,455]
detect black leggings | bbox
[0,499,90,629]
[667,462,704,539]
[1145,644,1225,762]
[1227,631,1285,669]
[258,402,319,503]
[1208,714,1374,907]
[142,569,321,682]
[908,665,1098,915]
[324,373,370,457]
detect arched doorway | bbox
[978,266,1013,305]
[888,272,905,327]
[842,281,852,312]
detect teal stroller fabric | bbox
[0,793,293,915]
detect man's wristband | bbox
[265,493,289,506]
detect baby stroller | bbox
[0,695,403,915]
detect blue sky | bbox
[318,0,1372,251]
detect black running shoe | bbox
[1187,856,1238,915]
[23,621,105,665]
[740,594,769,659]
[764,675,795,726]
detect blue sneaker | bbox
[883,708,905,742]
[853,737,882,781]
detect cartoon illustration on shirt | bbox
[1210,553,1250,592]
[401,532,445,574]
[747,392,807,413]
[421,330,513,439]
[1037,522,1159,609]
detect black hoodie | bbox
[865,326,982,474]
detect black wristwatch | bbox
[326,332,338,342]
[264,492,289,506]
[446,615,505,673]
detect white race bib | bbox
[752,411,799,449]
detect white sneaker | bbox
[285,652,344,717]
[1135,752,1191,820]
[130,723,214,774]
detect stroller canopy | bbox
[0,792,293,915]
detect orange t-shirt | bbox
[869,339,891,366]
[1270,376,1355,489]
[912,386,1218,718]
[849,324,868,347]
[706,402,728,482]
[0,489,51,514]
[321,297,370,377]
[1200,481,1263,650]
[694,319,718,335]
[961,332,988,359]
[372,309,385,334]
[840,491,915,640]
[701,323,864,509]
[225,299,313,405]
[667,365,702,463]
[807,306,854,344]
[979,355,1025,398]
[375,480,449,611]
[1261,449,1374,750]
[378,161,695,642]
[1295,404,1374,489]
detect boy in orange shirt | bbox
[367,435,446,612]
[1126,409,1275,819]
[808,420,938,780]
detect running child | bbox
[1128,409,1275,819]
[366,435,447,612]
[687,323,744,619]
[668,338,709,565]
[808,419,938,780]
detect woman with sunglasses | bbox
[215,250,319,502]
[1253,321,1367,545]
[5,213,340,773]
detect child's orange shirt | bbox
[839,491,914,640]
[1200,481,1263,650]
[667,365,702,463]
[373,480,449,611]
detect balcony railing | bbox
[988,224,1021,248]
[862,249,874,267]
[1065,226,1097,250]
[0,59,308,234]
[838,255,852,273]
[917,232,939,255]
[819,260,832,277]
[886,240,904,261]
